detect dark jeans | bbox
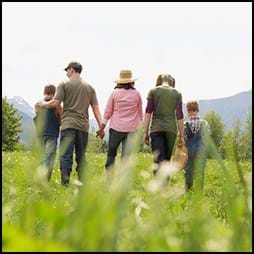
[105,128,134,169]
[39,135,58,181]
[184,149,206,191]
[59,128,88,185]
[150,131,177,175]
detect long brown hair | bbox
[156,74,175,88]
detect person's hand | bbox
[144,133,150,145]
[178,136,185,146]
[34,102,41,112]
[96,128,105,139]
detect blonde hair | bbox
[186,101,199,112]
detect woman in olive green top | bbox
[143,74,185,177]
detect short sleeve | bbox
[147,89,153,99]
[55,82,65,102]
[90,89,98,106]
[178,92,183,103]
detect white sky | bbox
[2,2,252,112]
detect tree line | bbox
[2,97,252,161]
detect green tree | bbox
[204,111,225,157]
[239,110,252,161]
[2,97,23,151]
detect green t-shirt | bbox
[55,76,98,132]
[148,85,182,134]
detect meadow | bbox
[2,145,252,251]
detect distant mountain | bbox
[8,96,35,118]
[6,90,252,145]
[183,90,252,130]
[6,97,36,145]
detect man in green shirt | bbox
[38,62,103,186]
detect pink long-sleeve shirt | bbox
[103,88,143,132]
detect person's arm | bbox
[96,93,114,138]
[38,99,61,109]
[34,102,40,113]
[56,104,63,125]
[177,118,185,145]
[91,104,103,129]
[143,113,152,145]
[138,93,143,120]
[38,82,64,110]
[176,101,185,145]
[143,96,154,145]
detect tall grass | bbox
[2,133,252,251]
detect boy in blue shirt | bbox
[184,101,209,191]
[34,84,62,181]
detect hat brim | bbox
[114,78,138,84]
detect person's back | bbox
[34,97,60,138]
[57,76,97,132]
[184,117,208,157]
[96,69,143,180]
[184,101,209,191]
[34,84,62,181]
[143,74,185,179]
[106,88,142,132]
[150,85,182,134]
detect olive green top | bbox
[148,85,182,134]
[55,76,98,132]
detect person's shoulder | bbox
[133,88,141,95]
[80,79,95,90]
[58,79,69,87]
[172,87,182,96]
[149,87,157,94]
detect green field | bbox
[2,151,252,252]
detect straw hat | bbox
[114,69,137,84]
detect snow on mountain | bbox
[7,96,35,118]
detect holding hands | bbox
[96,123,106,139]
[96,128,105,139]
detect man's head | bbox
[44,84,56,100]
[186,101,199,116]
[64,62,82,78]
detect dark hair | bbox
[156,74,175,88]
[71,67,82,74]
[44,84,56,95]
[114,82,135,90]
[186,101,199,112]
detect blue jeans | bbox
[39,135,58,181]
[59,128,88,185]
[184,149,206,191]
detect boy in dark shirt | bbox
[34,84,62,181]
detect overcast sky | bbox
[2,2,252,112]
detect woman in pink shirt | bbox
[97,69,143,177]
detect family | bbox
[34,61,209,191]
